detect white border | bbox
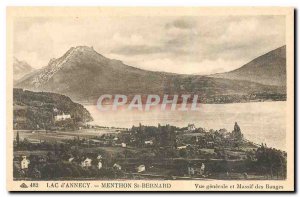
[0,0,298,196]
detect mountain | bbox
[15,46,286,104]
[13,57,34,82]
[210,46,286,86]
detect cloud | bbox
[13,15,285,74]
[111,45,164,55]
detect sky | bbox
[13,15,285,75]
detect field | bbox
[14,150,49,157]
[14,129,120,143]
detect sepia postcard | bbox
[6,7,294,191]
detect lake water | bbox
[85,102,286,150]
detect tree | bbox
[16,131,20,148]
[13,164,24,178]
[179,149,188,158]
[232,122,243,141]
[255,145,287,179]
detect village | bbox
[13,110,287,180]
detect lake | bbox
[85,101,286,150]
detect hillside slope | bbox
[211,46,286,86]
[13,88,93,130]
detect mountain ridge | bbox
[15,46,286,104]
[210,45,286,86]
[13,57,34,82]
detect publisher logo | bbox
[20,183,28,188]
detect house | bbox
[21,156,30,170]
[90,139,102,145]
[121,143,127,148]
[188,124,196,132]
[54,113,71,121]
[188,163,205,176]
[144,140,153,145]
[199,163,205,175]
[68,157,74,162]
[188,166,195,175]
[81,158,92,167]
[97,161,103,169]
[137,165,146,173]
[113,163,122,170]
[225,150,248,160]
[177,145,187,150]
[28,139,42,144]
[97,155,102,160]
